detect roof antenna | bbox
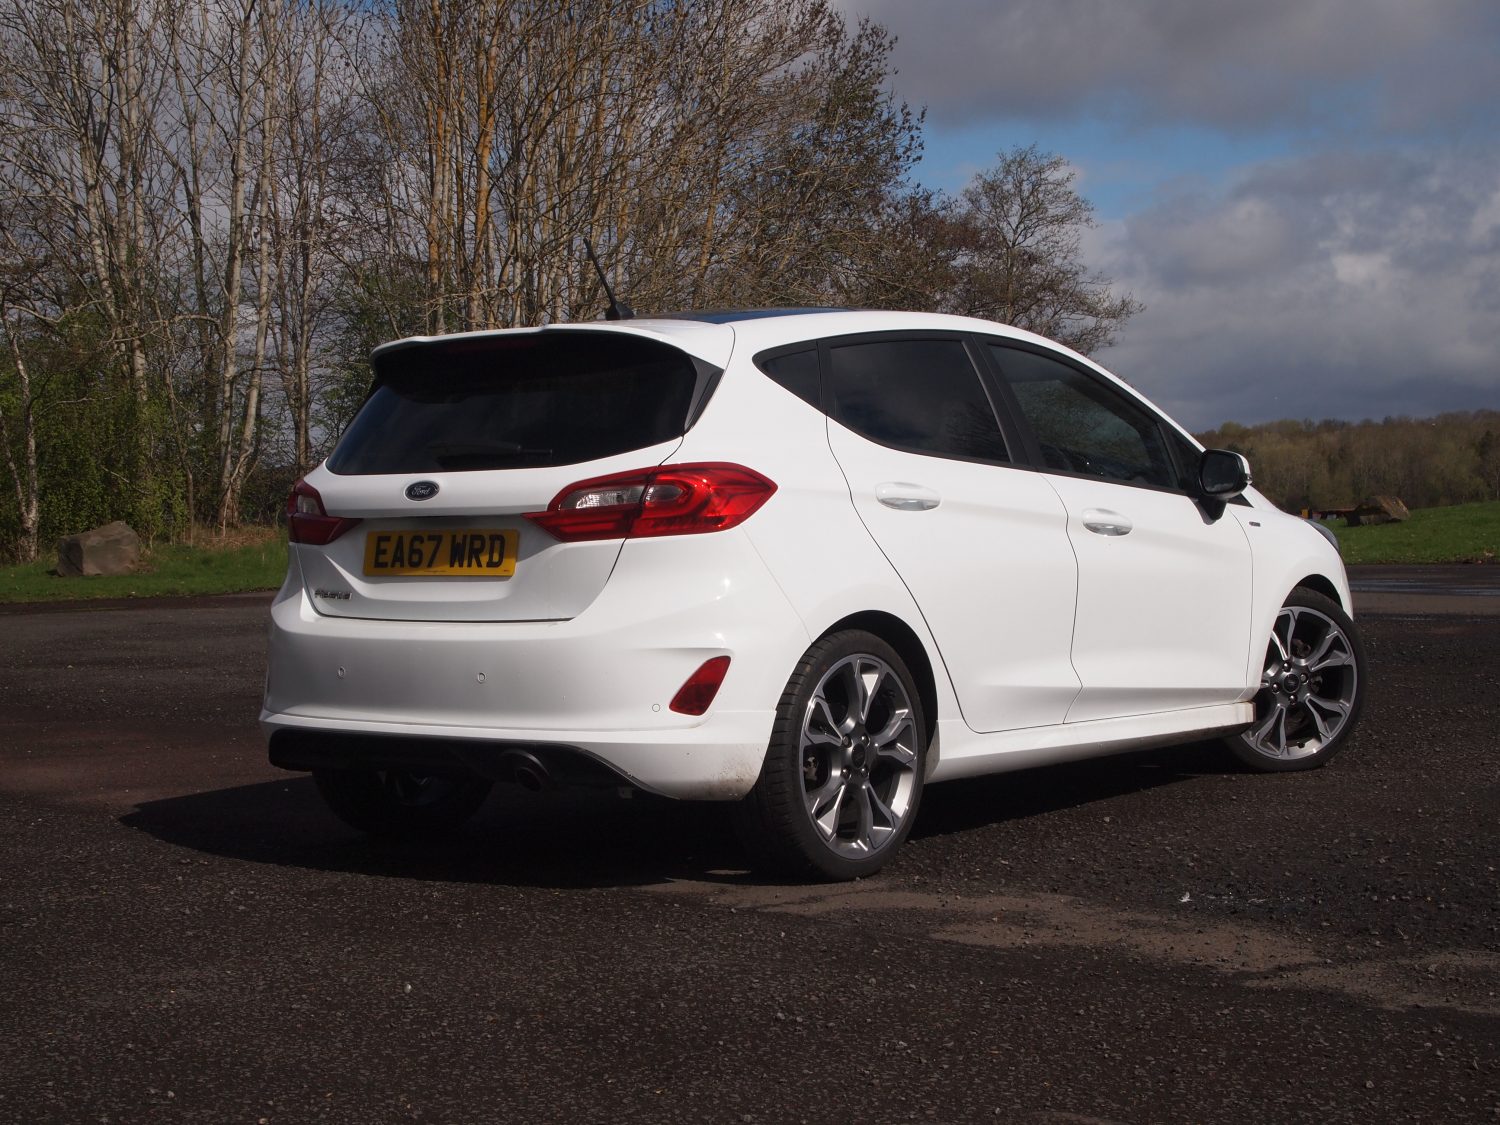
[582,237,634,321]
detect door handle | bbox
[875,482,941,511]
[1082,508,1133,536]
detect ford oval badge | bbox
[405,480,440,502]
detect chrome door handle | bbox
[1082,508,1133,536]
[875,482,941,511]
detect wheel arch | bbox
[1293,572,1346,612]
[818,610,940,747]
[1226,579,1367,771]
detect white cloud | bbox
[1468,190,1500,243]
[1131,195,1307,284]
[1091,149,1500,428]
[1329,252,1392,291]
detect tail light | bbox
[524,463,776,543]
[286,479,361,545]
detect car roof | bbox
[666,309,1067,355]
[580,308,1079,364]
[653,308,851,324]
[372,309,1085,375]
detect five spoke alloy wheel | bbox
[736,630,927,880]
[1226,588,1366,771]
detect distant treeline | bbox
[1195,411,1500,513]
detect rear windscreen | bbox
[327,332,702,474]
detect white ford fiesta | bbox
[262,309,1366,880]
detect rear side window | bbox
[988,345,1175,488]
[328,332,701,474]
[826,339,1010,462]
[757,348,821,410]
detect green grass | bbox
[1329,500,1500,564]
[0,530,287,604]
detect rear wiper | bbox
[426,441,554,468]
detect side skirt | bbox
[925,703,1253,783]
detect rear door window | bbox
[328,332,703,474]
[825,338,1010,463]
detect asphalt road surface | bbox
[1,572,1496,1124]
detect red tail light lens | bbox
[524,463,776,543]
[670,656,732,715]
[286,479,362,545]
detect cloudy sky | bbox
[839,0,1500,429]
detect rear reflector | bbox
[524,463,776,542]
[286,479,362,545]
[670,656,732,716]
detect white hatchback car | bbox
[263,310,1365,879]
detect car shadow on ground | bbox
[120,741,1238,891]
[909,740,1237,841]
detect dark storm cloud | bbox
[1093,149,1500,428]
[843,0,1500,133]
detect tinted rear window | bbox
[328,332,701,474]
[758,348,821,410]
[827,339,1010,463]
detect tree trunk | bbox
[0,319,41,563]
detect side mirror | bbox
[1198,449,1251,500]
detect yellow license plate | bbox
[363,529,518,577]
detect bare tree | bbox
[266,3,360,476]
[156,0,282,527]
[151,0,361,524]
[357,1,924,329]
[947,145,1141,354]
[0,275,43,563]
[0,0,174,532]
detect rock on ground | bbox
[55,520,142,577]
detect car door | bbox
[816,334,1082,733]
[983,341,1254,724]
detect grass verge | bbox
[0,527,287,604]
[1330,500,1499,564]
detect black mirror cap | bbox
[1199,449,1252,500]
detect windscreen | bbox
[327,331,701,474]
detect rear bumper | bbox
[260,531,807,800]
[263,715,775,800]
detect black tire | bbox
[1224,588,1367,772]
[312,768,493,839]
[734,630,927,881]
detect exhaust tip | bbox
[499,749,553,792]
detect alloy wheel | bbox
[798,653,920,859]
[1244,604,1359,760]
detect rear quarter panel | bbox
[672,350,964,725]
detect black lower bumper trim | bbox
[268,730,632,790]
